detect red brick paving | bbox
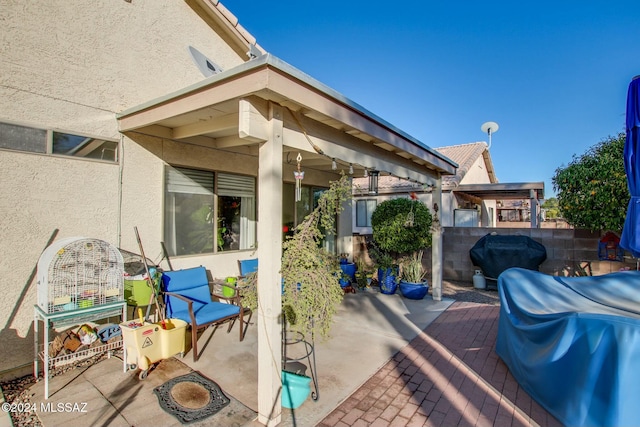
[317,302,563,427]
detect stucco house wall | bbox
[0,0,251,377]
[461,154,492,185]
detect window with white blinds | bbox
[217,173,254,197]
[356,199,377,227]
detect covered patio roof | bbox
[116,53,456,427]
[117,54,457,182]
[456,182,545,228]
[455,182,545,202]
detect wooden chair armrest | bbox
[162,291,197,326]
[162,291,194,305]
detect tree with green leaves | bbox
[541,197,559,219]
[552,133,628,232]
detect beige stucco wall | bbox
[460,156,492,185]
[0,0,248,377]
[0,0,243,133]
[459,156,496,226]
[0,151,121,377]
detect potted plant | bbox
[368,243,399,294]
[354,257,371,290]
[370,196,433,295]
[398,250,429,299]
[339,252,357,287]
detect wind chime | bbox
[405,190,417,228]
[294,153,304,201]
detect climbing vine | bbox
[240,173,352,339]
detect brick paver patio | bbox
[318,302,563,427]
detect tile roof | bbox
[436,142,493,187]
[353,142,495,194]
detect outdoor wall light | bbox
[368,170,379,195]
[348,163,354,174]
[363,167,368,178]
[331,158,337,170]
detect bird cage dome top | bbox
[37,237,124,314]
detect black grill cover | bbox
[469,234,547,283]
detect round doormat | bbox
[153,372,231,424]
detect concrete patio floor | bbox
[11,285,562,427]
[22,287,454,426]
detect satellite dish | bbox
[188,46,223,78]
[481,121,499,149]
[247,44,263,60]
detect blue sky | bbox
[221,1,640,198]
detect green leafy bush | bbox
[371,198,433,257]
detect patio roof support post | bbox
[257,102,283,426]
[431,177,443,301]
[529,189,539,228]
[337,176,354,260]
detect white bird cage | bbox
[37,237,124,314]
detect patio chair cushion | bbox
[162,266,239,325]
[169,300,240,327]
[163,266,211,293]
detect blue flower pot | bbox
[340,262,357,281]
[282,371,312,409]
[378,268,398,295]
[399,280,429,300]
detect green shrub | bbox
[371,198,433,257]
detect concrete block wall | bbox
[442,227,636,283]
[353,228,636,285]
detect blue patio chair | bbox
[239,258,291,293]
[238,258,259,277]
[161,266,247,362]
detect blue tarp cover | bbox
[496,268,640,427]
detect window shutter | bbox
[166,166,214,195]
[218,173,255,197]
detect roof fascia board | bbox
[118,66,270,131]
[265,69,455,174]
[263,56,456,171]
[280,113,440,184]
[482,149,498,183]
[185,0,265,60]
[117,55,272,120]
[456,182,545,199]
[458,182,545,191]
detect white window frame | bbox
[354,198,377,234]
[164,166,256,257]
